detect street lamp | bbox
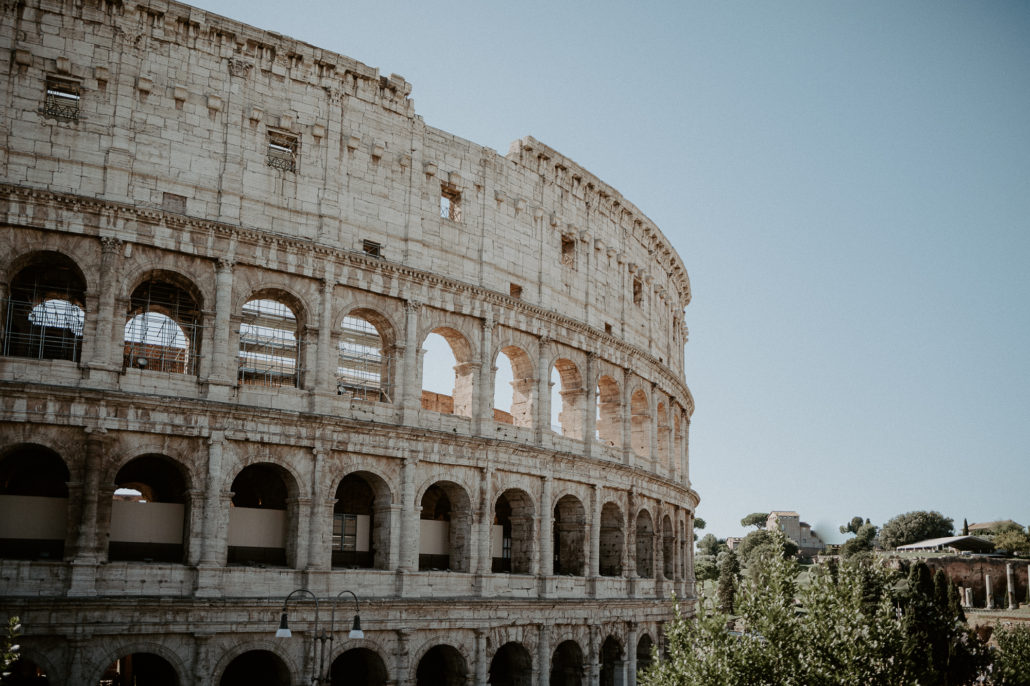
[275,588,365,684]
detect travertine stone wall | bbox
[0,1,699,684]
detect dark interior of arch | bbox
[330,647,388,686]
[416,645,467,686]
[110,454,188,563]
[550,640,583,686]
[220,650,289,686]
[228,464,289,566]
[101,653,179,686]
[333,474,375,569]
[489,642,533,686]
[0,446,69,560]
[4,657,49,685]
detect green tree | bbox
[840,516,866,535]
[993,523,1030,554]
[2,616,20,683]
[695,554,719,593]
[962,518,969,535]
[994,623,1030,686]
[697,533,727,557]
[736,529,798,568]
[841,522,878,559]
[716,550,739,614]
[879,510,954,549]
[740,512,769,530]
[694,517,707,530]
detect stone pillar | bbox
[587,625,600,686]
[192,633,214,686]
[537,623,551,686]
[68,430,104,596]
[965,587,973,608]
[626,622,638,686]
[88,236,122,370]
[399,456,417,572]
[589,484,601,582]
[985,574,994,609]
[477,466,493,581]
[306,448,329,571]
[397,301,420,424]
[476,315,494,434]
[1007,563,1017,609]
[395,630,411,686]
[539,476,553,581]
[199,435,225,566]
[648,384,659,471]
[682,416,691,487]
[210,259,235,384]
[312,278,335,399]
[535,336,551,442]
[621,367,633,466]
[387,503,403,570]
[626,492,637,580]
[581,353,597,457]
[475,628,488,686]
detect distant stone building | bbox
[968,520,1023,535]
[0,0,698,684]
[766,511,825,557]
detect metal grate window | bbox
[440,185,461,221]
[123,280,203,375]
[337,314,389,402]
[266,131,298,172]
[2,259,86,361]
[332,514,358,551]
[238,298,300,387]
[43,77,80,122]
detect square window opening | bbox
[633,278,643,306]
[440,185,462,222]
[604,322,613,335]
[267,130,298,172]
[510,283,523,299]
[44,77,81,122]
[561,235,577,269]
[362,239,383,258]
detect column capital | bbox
[216,257,234,273]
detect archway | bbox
[662,515,675,580]
[635,510,654,579]
[419,481,472,572]
[5,657,49,684]
[0,445,69,560]
[99,652,179,686]
[636,635,654,674]
[332,473,387,569]
[595,375,622,448]
[2,252,85,361]
[550,640,583,686]
[238,297,300,388]
[599,503,623,577]
[553,495,586,576]
[123,275,202,375]
[493,489,534,574]
[599,636,623,686]
[415,645,467,686]
[489,642,533,686]
[220,650,290,686]
[227,464,292,566]
[109,454,188,563]
[329,647,388,686]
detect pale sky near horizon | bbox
[191,0,1030,545]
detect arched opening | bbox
[489,642,533,686]
[110,454,188,563]
[662,515,675,580]
[595,375,621,449]
[599,502,623,577]
[416,645,467,686]
[630,389,650,460]
[550,640,583,686]
[220,650,290,686]
[228,464,291,566]
[599,636,623,686]
[494,346,535,428]
[636,635,654,675]
[2,252,85,361]
[338,311,393,402]
[0,445,69,560]
[238,297,300,388]
[4,657,49,684]
[100,652,179,686]
[493,489,534,574]
[635,510,654,579]
[550,359,584,439]
[553,495,586,576]
[329,647,388,686]
[420,328,473,417]
[123,276,202,375]
[332,472,390,570]
[656,401,670,472]
[419,481,472,572]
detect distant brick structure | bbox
[767,511,826,557]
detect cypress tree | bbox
[716,550,739,614]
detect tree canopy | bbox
[697,533,727,557]
[840,516,868,535]
[736,529,798,568]
[878,510,954,549]
[740,512,769,529]
[994,524,1030,554]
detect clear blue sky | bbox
[193,0,1030,544]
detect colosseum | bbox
[0,0,698,684]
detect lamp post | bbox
[275,588,365,685]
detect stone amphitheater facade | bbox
[0,1,698,684]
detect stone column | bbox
[478,465,493,581]
[537,623,551,686]
[626,491,637,580]
[589,484,601,582]
[68,430,104,596]
[985,574,995,609]
[682,416,691,487]
[626,622,638,686]
[400,301,421,425]
[88,236,122,371]
[394,630,411,686]
[212,258,235,381]
[621,367,633,466]
[476,315,494,434]
[587,625,600,686]
[648,384,659,471]
[386,503,403,570]
[192,633,214,686]
[312,277,335,401]
[539,476,553,582]
[965,587,973,608]
[198,435,226,566]
[306,448,329,571]
[582,353,596,457]
[535,336,552,442]
[398,456,417,572]
[475,628,488,686]
[1007,563,1017,609]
